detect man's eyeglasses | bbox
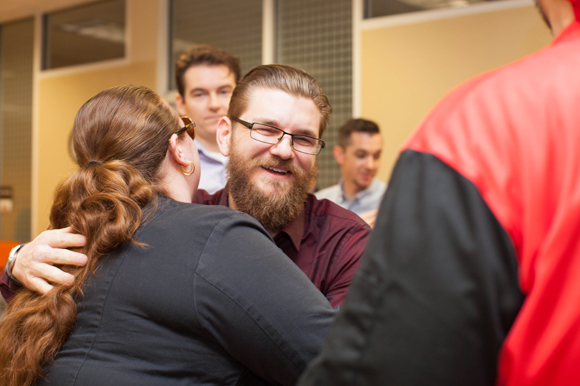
[232,117,325,155]
[175,116,196,140]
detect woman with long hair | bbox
[0,85,334,386]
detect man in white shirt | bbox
[316,118,386,227]
[174,44,240,193]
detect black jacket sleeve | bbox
[194,210,337,386]
[298,150,524,386]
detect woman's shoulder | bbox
[130,196,270,268]
[152,195,267,236]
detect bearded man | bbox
[1,65,370,308]
[196,64,369,307]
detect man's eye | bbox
[294,136,316,147]
[254,127,280,136]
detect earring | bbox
[181,161,195,176]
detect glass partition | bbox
[42,0,126,70]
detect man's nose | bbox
[208,92,221,110]
[365,156,377,170]
[269,134,294,160]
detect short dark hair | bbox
[175,44,241,97]
[337,118,380,148]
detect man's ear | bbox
[168,133,190,168]
[333,145,345,166]
[174,93,187,116]
[217,117,233,157]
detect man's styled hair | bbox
[228,64,332,137]
[175,44,241,97]
[337,118,380,148]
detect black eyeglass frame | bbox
[175,116,196,140]
[231,117,325,155]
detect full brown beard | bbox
[227,142,318,233]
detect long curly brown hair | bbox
[0,85,183,386]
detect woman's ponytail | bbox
[0,161,156,386]
[0,85,180,386]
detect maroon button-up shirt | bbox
[195,188,371,307]
[1,188,370,307]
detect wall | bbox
[360,2,552,182]
[1,0,556,235]
[34,0,160,234]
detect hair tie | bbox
[88,160,103,166]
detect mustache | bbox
[250,157,304,177]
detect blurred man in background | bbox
[174,44,240,193]
[316,119,386,227]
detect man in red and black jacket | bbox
[298,0,580,385]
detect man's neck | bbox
[545,0,576,36]
[342,180,365,201]
[196,133,221,153]
[227,193,281,237]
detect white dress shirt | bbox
[315,178,387,216]
[195,139,228,194]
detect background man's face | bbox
[175,64,236,148]
[338,132,382,191]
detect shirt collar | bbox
[337,180,350,205]
[194,139,228,164]
[218,186,230,207]
[276,207,305,251]
[222,186,305,251]
[339,178,377,203]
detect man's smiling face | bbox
[224,87,321,232]
[231,88,320,193]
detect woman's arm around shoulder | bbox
[193,210,337,386]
